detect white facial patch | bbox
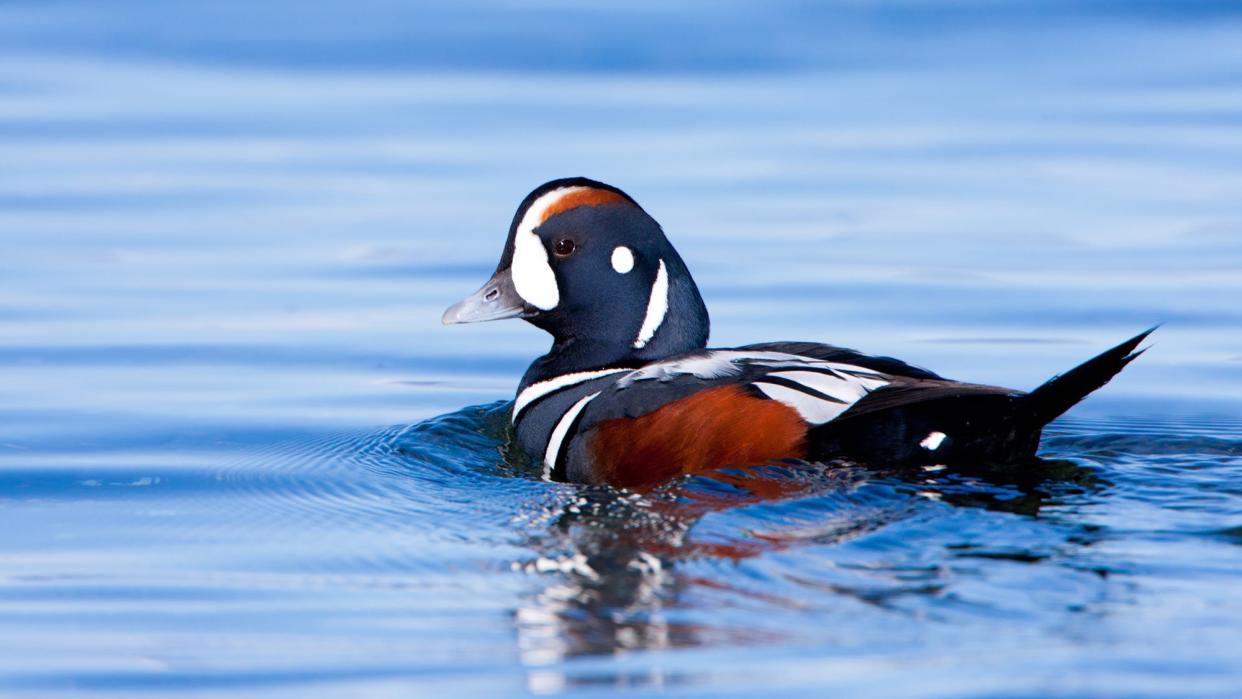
[510,186,587,310]
[611,246,634,274]
[632,259,668,349]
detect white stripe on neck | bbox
[513,368,627,424]
[543,391,600,480]
[633,258,668,349]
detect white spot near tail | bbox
[920,431,947,450]
[611,246,634,274]
[632,258,668,349]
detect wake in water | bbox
[363,401,1158,663]
[204,400,1240,675]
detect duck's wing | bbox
[736,341,944,381]
[555,348,913,484]
[542,333,1153,485]
[595,348,897,421]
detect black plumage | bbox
[444,178,1153,486]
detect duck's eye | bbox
[553,239,577,257]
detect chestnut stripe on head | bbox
[511,186,635,311]
[539,187,631,225]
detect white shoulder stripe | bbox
[753,381,852,424]
[543,391,600,480]
[513,368,627,424]
[632,259,668,349]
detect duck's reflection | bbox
[513,485,692,670]
[509,461,874,678]
[510,455,1103,688]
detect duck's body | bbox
[444,178,1150,488]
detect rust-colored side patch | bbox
[588,385,807,489]
[540,187,631,224]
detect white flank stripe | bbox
[543,391,600,480]
[618,350,744,386]
[753,382,850,424]
[822,365,889,387]
[826,362,885,377]
[513,368,626,423]
[767,370,884,404]
[512,186,585,310]
[632,259,668,349]
[618,350,891,388]
[752,358,885,378]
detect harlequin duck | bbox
[443,177,1152,488]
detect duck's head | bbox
[443,177,709,364]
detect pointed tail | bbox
[1020,326,1156,427]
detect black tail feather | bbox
[1021,326,1157,427]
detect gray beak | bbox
[442,267,530,325]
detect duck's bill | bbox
[442,268,532,324]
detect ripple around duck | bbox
[18,401,1231,684]
[350,408,1153,663]
[202,403,1242,581]
[199,402,552,560]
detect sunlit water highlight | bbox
[2,2,1242,697]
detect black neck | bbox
[520,338,647,388]
[520,274,710,390]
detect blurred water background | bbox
[2,1,1241,697]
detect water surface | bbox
[2,2,1242,697]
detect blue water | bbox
[3,2,1242,696]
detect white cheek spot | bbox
[633,259,668,349]
[611,246,634,274]
[511,186,587,310]
[920,431,947,451]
